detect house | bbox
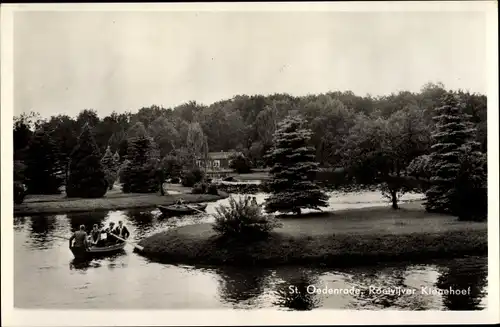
[196,151,241,171]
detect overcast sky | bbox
[14,10,487,118]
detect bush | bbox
[170,177,180,184]
[181,168,205,187]
[207,183,218,195]
[212,196,282,239]
[192,182,207,194]
[229,153,252,174]
[14,181,26,204]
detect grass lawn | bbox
[138,202,487,267]
[14,184,228,216]
[231,170,271,181]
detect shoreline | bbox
[137,204,487,267]
[14,190,229,216]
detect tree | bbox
[264,115,328,215]
[76,109,100,130]
[147,116,180,157]
[341,106,430,209]
[425,92,478,214]
[160,154,184,180]
[66,123,108,198]
[101,146,120,190]
[186,122,206,168]
[120,124,161,193]
[14,111,42,161]
[24,127,64,194]
[40,115,79,182]
[229,153,252,174]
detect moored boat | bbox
[70,242,126,259]
[158,203,208,216]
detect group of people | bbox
[69,221,130,249]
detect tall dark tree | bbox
[425,93,477,214]
[24,127,64,194]
[120,123,160,193]
[101,146,120,190]
[66,123,108,198]
[13,111,42,160]
[264,115,328,215]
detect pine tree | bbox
[425,92,478,214]
[120,125,160,193]
[101,146,119,190]
[66,123,108,198]
[264,115,328,215]
[24,128,64,194]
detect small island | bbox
[137,201,487,266]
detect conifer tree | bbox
[101,146,119,190]
[120,122,160,193]
[425,92,480,214]
[264,115,328,215]
[24,127,64,194]
[66,123,108,198]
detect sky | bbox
[14,9,488,118]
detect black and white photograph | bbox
[1,2,498,326]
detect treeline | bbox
[13,82,487,214]
[14,82,486,169]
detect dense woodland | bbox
[13,82,488,219]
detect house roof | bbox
[197,151,241,160]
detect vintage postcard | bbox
[1,1,498,326]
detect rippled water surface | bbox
[14,192,488,310]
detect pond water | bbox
[14,192,488,310]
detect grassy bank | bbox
[138,203,487,267]
[14,187,229,216]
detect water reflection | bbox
[274,268,321,310]
[67,211,109,231]
[124,209,156,238]
[13,191,489,310]
[216,267,272,305]
[28,215,57,248]
[69,258,98,271]
[343,265,429,310]
[435,256,487,310]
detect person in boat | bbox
[104,222,117,245]
[175,198,186,207]
[89,224,101,247]
[69,225,89,253]
[113,221,130,243]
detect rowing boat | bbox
[70,242,126,259]
[158,203,207,216]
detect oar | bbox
[53,235,70,240]
[184,204,209,215]
[109,233,144,251]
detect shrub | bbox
[229,153,252,174]
[192,182,207,194]
[14,160,26,182]
[207,183,218,195]
[181,168,204,187]
[14,181,26,204]
[170,177,180,184]
[212,196,282,239]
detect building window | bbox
[196,160,202,167]
[214,160,221,168]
